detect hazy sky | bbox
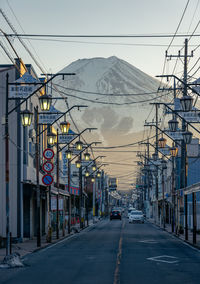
[1,0,200,189]
[1,0,200,78]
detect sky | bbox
[0,0,200,78]
[1,0,200,190]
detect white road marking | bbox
[139,240,158,244]
[147,255,179,264]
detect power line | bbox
[166,0,191,52]
[54,83,160,97]
[92,134,157,149]
[5,32,200,38]
[52,87,173,106]
[14,37,200,47]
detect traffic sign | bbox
[42,174,54,186]
[42,161,54,173]
[43,148,54,160]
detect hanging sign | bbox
[42,161,54,173]
[39,113,62,124]
[9,72,39,98]
[81,161,91,167]
[158,147,171,156]
[38,105,62,124]
[165,130,183,141]
[179,111,200,123]
[58,134,76,144]
[42,174,54,186]
[43,148,54,160]
[71,147,82,156]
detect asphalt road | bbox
[1,218,200,284]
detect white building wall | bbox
[0,64,44,240]
[0,67,18,238]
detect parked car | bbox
[110,210,122,220]
[129,211,144,223]
[127,208,137,218]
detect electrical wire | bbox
[52,87,173,106]
[53,83,160,97]
[15,36,200,48]
[5,32,200,38]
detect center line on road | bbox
[113,220,124,284]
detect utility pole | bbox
[148,103,159,224]
[146,138,150,218]
[35,106,41,247]
[79,152,83,229]
[93,180,96,222]
[5,73,10,255]
[67,159,71,234]
[155,104,159,224]
[183,39,188,241]
[56,129,60,239]
[166,38,193,240]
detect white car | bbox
[129,211,144,223]
[127,208,137,218]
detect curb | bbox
[147,219,200,251]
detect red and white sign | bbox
[43,148,54,160]
[42,161,54,173]
[42,174,54,186]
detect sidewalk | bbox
[0,221,94,263]
[148,218,200,249]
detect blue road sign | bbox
[42,174,54,186]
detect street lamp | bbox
[65,149,72,159]
[47,131,57,145]
[180,95,193,112]
[92,164,97,171]
[39,94,52,111]
[21,109,33,127]
[183,130,193,144]
[158,137,167,148]
[85,170,90,177]
[170,146,178,157]
[84,152,90,161]
[168,119,179,132]
[91,176,95,183]
[60,121,70,134]
[152,153,157,161]
[75,140,83,150]
[76,160,81,168]
[97,171,101,178]
[161,159,167,170]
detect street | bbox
[1,218,200,284]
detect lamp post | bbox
[170,145,178,233]
[5,72,75,254]
[158,137,167,149]
[161,159,167,229]
[77,142,101,229]
[58,128,97,233]
[71,142,102,229]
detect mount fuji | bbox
[53,56,166,184]
[54,56,162,136]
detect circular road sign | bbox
[42,174,54,186]
[42,161,54,173]
[43,148,54,160]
